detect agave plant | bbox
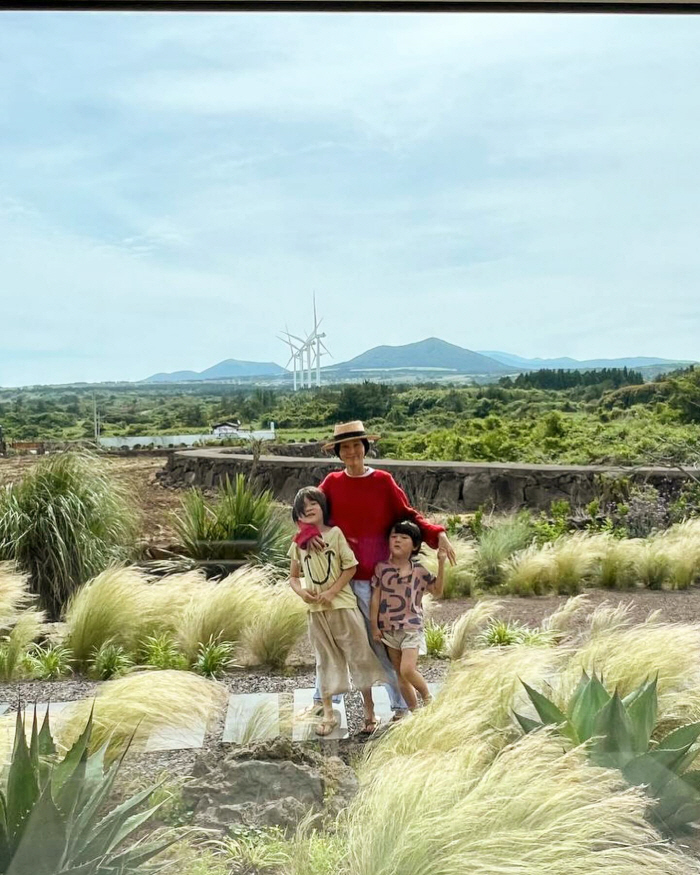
[0,706,171,874]
[515,672,700,833]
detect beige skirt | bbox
[308,607,387,697]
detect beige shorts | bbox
[381,628,426,652]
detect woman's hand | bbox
[306,535,326,553]
[438,531,457,565]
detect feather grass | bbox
[444,600,503,660]
[240,585,307,668]
[476,514,533,589]
[541,593,591,635]
[0,563,33,627]
[347,731,696,875]
[56,669,228,757]
[422,539,476,598]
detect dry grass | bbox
[0,563,33,627]
[444,600,503,660]
[56,669,228,757]
[347,730,694,875]
[422,539,476,598]
[240,585,307,668]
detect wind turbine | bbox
[278,328,305,391]
[307,294,332,387]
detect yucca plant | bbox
[0,706,171,873]
[0,452,138,618]
[515,672,700,833]
[172,474,293,573]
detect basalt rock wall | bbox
[157,448,690,513]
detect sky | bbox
[1,11,700,387]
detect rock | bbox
[185,738,358,834]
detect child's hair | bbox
[292,486,330,524]
[391,519,422,555]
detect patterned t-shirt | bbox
[370,560,437,631]
[287,526,358,612]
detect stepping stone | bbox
[222,693,280,744]
[292,688,348,741]
[372,681,442,724]
[0,704,9,717]
[145,721,207,752]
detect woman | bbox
[297,420,456,727]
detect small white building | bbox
[211,420,241,437]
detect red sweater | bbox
[296,468,445,582]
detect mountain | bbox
[478,351,695,371]
[145,359,287,383]
[330,338,514,375]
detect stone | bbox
[222,692,280,744]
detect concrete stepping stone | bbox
[292,688,348,741]
[222,692,280,744]
[145,720,207,752]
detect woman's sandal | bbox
[315,716,339,737]
[359,717,378,736]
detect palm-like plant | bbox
[172,474,292,573]
[0,707,171,873]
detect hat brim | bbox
[323,433,380,451]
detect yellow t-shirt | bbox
[287,526,358,611]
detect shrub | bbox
[139,631,188,671]
[516,672,700,834]
[193,637,236,678]
[475,514,533,589]
[24,642,73,680]
[0,707,171,873]
[172,474,293,572]
[0,452,138,618]
[477,619,526,647]
[590,535,640,590]
[636,542,672,590]
[624,484,669,538]
[88,641,134,680]
[424,620,447,658]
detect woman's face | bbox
[339,439,365,466]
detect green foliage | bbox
[193,636,235,678]
[476,514,533,589]
[0,453,138,618]
[532,500,572,545]
[172,474,292,571]
[0,707,171,873]
[424,621,447,658]
[138,632,188,671]
[24,643,73,680]
[88,641,134,680]
[477,619,554,648]
[515,672,700,834]
[0,612,44,682]
[508,367,644,391]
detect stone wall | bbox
[157,448,691,513]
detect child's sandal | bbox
[315,717,339,737]
[359,718,378,736]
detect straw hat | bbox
[323,420,380,451]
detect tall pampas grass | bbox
[346,731,696,875]
[444,600,502,660]
[56,670,227,757]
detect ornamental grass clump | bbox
[444,600,502,660]
[56,669,227,758]
[422,539,476,598]
[591,535,641,590]
[0,452,138,618]
[475,513,533,589]
[502,542,554,595]
[346,729,694,875]
[240,585,307,669]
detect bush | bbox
[88,641,134,680]
[193,637,236,678]
[24,642,73,680]
[476,514,533,589]
[240,586,307,669]
[172,474,293,572]
[424,620,447,658]
[0,452,138,618]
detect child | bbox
[288,486,386,736]
[370,520,445,711]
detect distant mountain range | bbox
[330,338,512,375]
[478,351,693,370]
[143,340,695,383]
[145,359,287,383]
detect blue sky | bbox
[1,11,699,386]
